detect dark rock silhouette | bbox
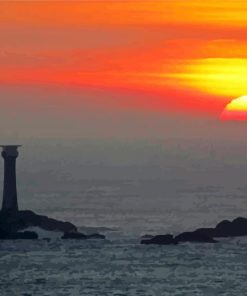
[62,232,87,239]
[62,232,105,240]
[0,210,77,233]
[141,234,177,245]
[175,232,217,243]
[194,217,247,238]
[141,217,247,245]
[0,227,8,238]
[0,229,38,240]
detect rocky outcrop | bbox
[175,232,217,243]
[141,234,177,245]
[194,217,247,238]
[0,210,108,241]
[141,217,247,245]
[0,210,77,233]
[62,232,105,240]
[62,232,87,239]
[0,229,38,240]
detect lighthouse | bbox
[1,145,21,213]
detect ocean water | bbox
[1,237,247,296]
[19,179,247,236]
[1,179,247,295]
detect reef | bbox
[0,210,106,241]
[0,210,77,234]
[141,217,247,245]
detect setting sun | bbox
[221,95,247,120]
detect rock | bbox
[61,232,87,239]
[0,231,38,240]
[0,227,9,239]
[87,233,105,239]
[215,217,247,237]
[194,217,247,238]
[175,232,217,243]
[140,216,247,246]
[10,231,38,240]
[141,234,177,245]
[61,232,105,240]
[0,210,107,241]
[193,227,215,238]
[0,210,77,233]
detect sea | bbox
[1,179,247,296]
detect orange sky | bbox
[1,1,247,116]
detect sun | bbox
[220,95,247,121]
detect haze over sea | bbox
[1,137,247,295]
[6,137,247,236]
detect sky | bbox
[2,1,247,226]
[0,1,247,140]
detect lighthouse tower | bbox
[1,145,21,213]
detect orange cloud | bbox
[160,58,247,97]
[1,1,247,27]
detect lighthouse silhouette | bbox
[1,145,21,213]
